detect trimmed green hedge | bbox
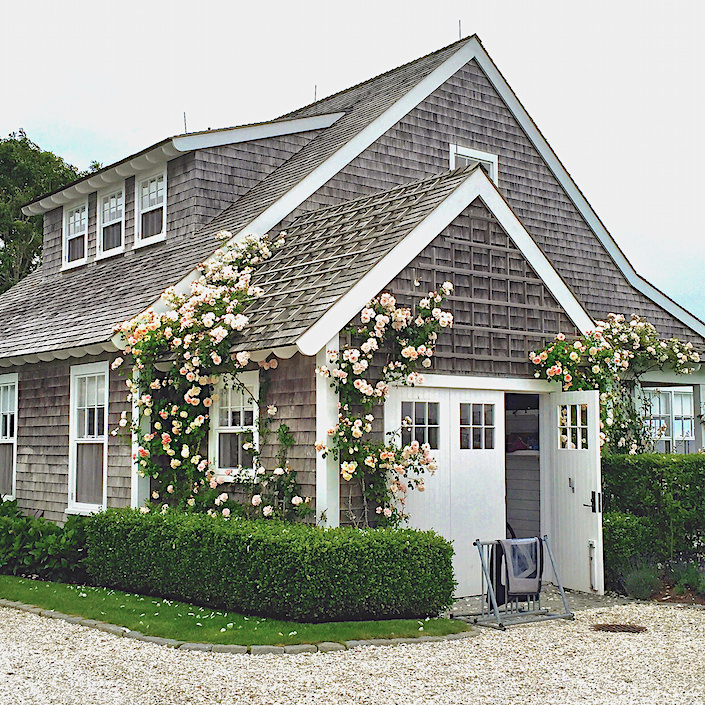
[0,500,89,583]
[85,509,456,622]
[602,454,705,558]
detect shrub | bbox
[602,454,705,558]
[623,565,660,600]
[85,509,456,622]
[602,511,661,591]
[0,502,89,583]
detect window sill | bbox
[96,246,125,262]
[66,504,104,516]
[61,258,87,272]
[134,234,166,250]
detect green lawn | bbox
[0,575,466,646]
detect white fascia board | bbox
[154,39,483,307]
[171,113,346,152]
[472,44,705,339]
[296,169,594,356]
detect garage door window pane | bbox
[401,401,439,449]
[460,402,495,450]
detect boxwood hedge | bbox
[85,508,456,622]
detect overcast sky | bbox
[3,0,703,321]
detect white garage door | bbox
[386,387,505,596]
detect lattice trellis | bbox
[390,199,579,377]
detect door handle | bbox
[582,491,601,513]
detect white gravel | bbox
[1,603,704,705]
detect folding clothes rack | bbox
[469,535,573,630]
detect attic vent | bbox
[450,144,498,184]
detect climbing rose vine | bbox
[112,232,309,519]
[530,313,700,454]
[316,284,454,526]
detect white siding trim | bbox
[449,144,499,185]
[0,372,18,500]
[208,370,259,481]
[296,169,594,356]
[470,42,705,339]
[411,374,553,393]
[68,361,109,515]
[172,113,346,152]
[315,336,340,527]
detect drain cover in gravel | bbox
[592,623,647,633]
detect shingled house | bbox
[2,36,704,596]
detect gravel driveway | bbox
[1,602,704,704]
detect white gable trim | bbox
[171,113,345,152]
[150,36,702,340]
[296,168,594,356]
[470,42,705,339]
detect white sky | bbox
[3,0,703,321]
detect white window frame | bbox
[62,201,89,269]
[135,169,167,247]
[96,185,125,259]
[449,144,499,185]
[209,371,259,481]
[641,385,696,454]
[0,373,18,500]
[68,361,109,514]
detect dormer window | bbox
[136,171,166,245]
[97,187,124,258]
[450,145,499,184]
[63,202,88,268]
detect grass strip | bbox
[0,575,466,646]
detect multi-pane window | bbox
[642,387,695,453]
[64,203,88,265]
[70,363,108,510]
[137,173,166,242]
[558,403,589,450]
[401,401,439,449]
[98,188,124,255]
[0,375,17,498]
[212,375,258,476]
[459,403,495,450]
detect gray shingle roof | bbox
[237,166,479,351]
[0,38,474,361]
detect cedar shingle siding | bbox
[10,355,129,523]
[257,354,317,510]
[388,198,579,376]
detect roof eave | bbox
[21,113,346,216]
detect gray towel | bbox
[498,538,541,595]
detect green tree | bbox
[0,130,79,293]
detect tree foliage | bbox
[0,130,79,293]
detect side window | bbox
[136,172,166,244]
[642,387,695,453]
[401,401,439,449]
[63,202,88,267]
[211,372,259,478]
[0,374,18,498]
[69,362,108,512]
[460,403,495,450]
[97,187,125,256]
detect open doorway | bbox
[505,393,540,538]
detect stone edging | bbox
[0,598,479,654]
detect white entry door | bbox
[545,390,603,594]
[386,387,505,597]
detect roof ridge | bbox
[278,35,477,120]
